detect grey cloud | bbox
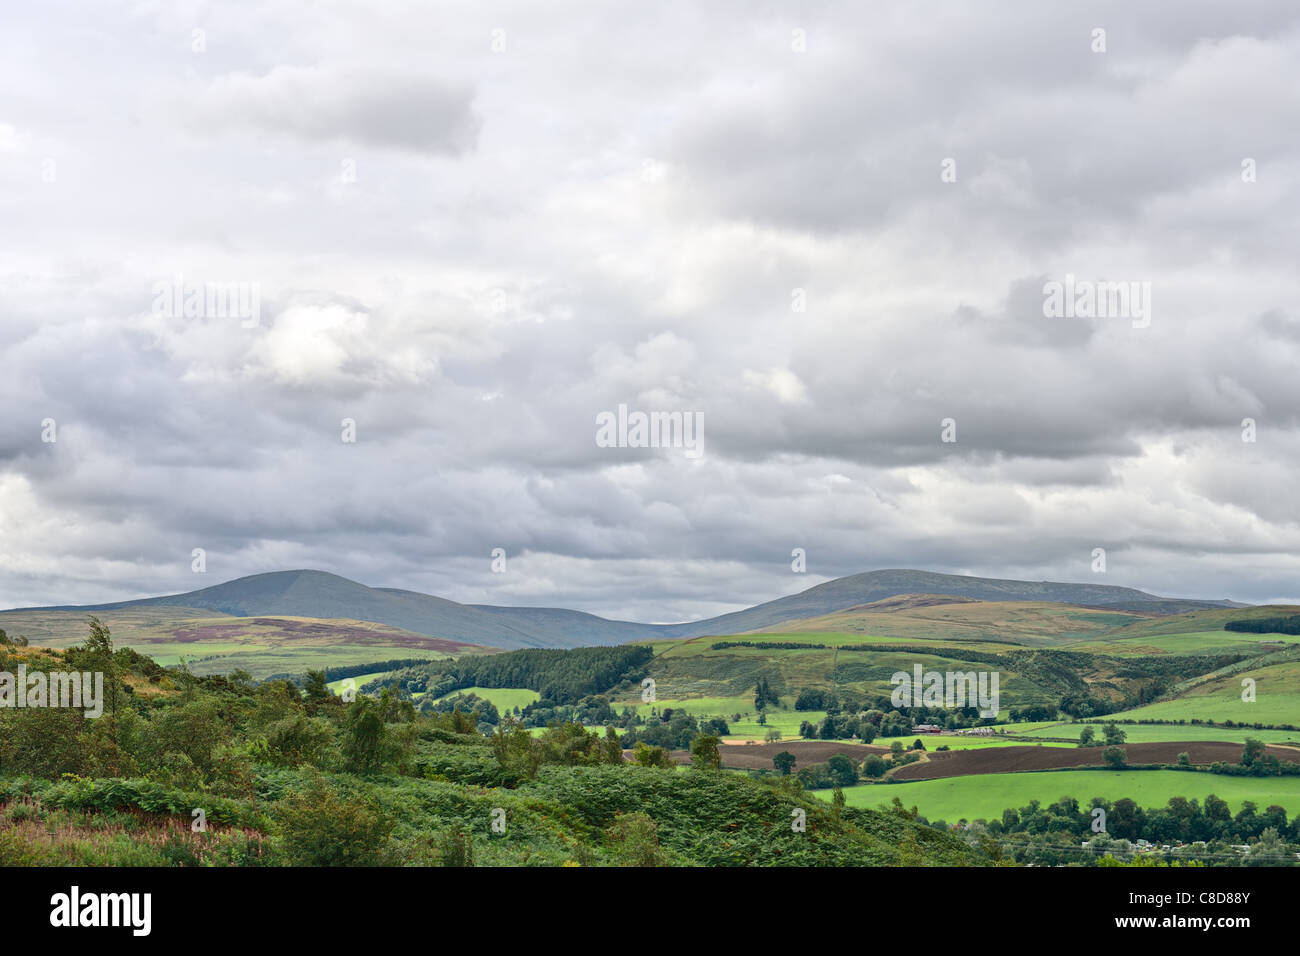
[1,1,1299,614]
[185,66,480,154]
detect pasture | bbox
[831,769,1300,821]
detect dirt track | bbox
[890,741,1300,781]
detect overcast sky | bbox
[2,1,1298,621]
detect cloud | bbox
[1,1,1299,614]
[183,66,480,154]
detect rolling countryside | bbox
[3,567,1298,868]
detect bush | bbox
[273,774,395,866]
[607,812,666,866]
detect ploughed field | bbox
[716,740,887,770]
[645,740,888,768]
[890,741,1300,781]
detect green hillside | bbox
[0,628,978,868]
[1104,660,1300,726]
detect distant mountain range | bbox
[9,568,1245,650]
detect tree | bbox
[1246,827,1288,866]
[1103,746,1127,768]
[1204,793,1231,823]
[72,616,120,720]
[765,728,782,743]
[826,754,857,788]
[303,670,331,704]
[689,733,722,770]
[632,743,674,768]
[603,726,624,764]
[861,754,887,778]
[1078,725,1096,748]
[1242,737,1266,767]
[889,740,905,758]
[1102,723,1127,746]
[492,715,543,778]
[341,689,411,775]
[1107,798,1143,841]
[773,751,796,775]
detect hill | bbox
[753,595,1153,647]
[4,567,1244,652]
[0,638,980,868]
[658,569,1241,638]
[14,570,661,651]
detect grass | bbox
[914,736,1075,751]
[1015,722,1300,747]
[729,710,824,740]
[166,645,456,680]
[1063,630,1286,656]
[829,769,1300,821]
[432,686,540,711]
[762,601,1151,647]
[1102,661,1300,726]
[326,670,399,693]
[615,694,821,741]
[663,631,1023,653]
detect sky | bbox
[2,1,1298,621]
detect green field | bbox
[915,736,1075,751]
[621,695,818,740]
[166,645,454,680]
[729,710,825,740]
[432,686,541,711]
[831,769,1300,821]
[327,670,400,693]
[1063,630,1284,656]
[1015,722,1300,747]
[633,695,754,717]
[755,600,1151,647]
[121,641,252,668]
[1102,661,1300,726]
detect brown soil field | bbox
[890,741,1300,781]
[720,740,889,770]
